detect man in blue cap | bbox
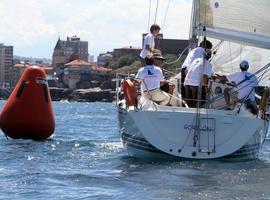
[216,60,258,107]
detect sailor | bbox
[140,24,161,66]
[184,49,213,107]
[181,40,213,99]
[153,53,170,93]
[216,60,259,108]
[153,52,165,67]
[135,55,171,106]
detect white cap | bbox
[240,60,249,69]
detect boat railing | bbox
[115,72,250,112]
[115,72,211,111]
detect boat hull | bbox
[118,107,267,160]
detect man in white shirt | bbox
[140,24,161,66]
[135,55,171,106]
[216,60,258,107]
[181,40,213,99]
[184,49,213,107]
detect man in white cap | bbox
[216,60,258,106]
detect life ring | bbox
[122,79,138,107]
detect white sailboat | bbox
[116,0,270,160]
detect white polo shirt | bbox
[140,33,155,59]
[227,71,258,101]
[135,65,164,91]
[182,47,205,69]
[184,58,212,86]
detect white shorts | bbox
[142,89,171,106]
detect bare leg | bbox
[181,68,186,99]
[190,86,198,108]
[224,88,230,106]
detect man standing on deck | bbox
[216,60,259,109]
[135,55,171,106]
[140,24,161,66]
[184,49,213,108]
[181,40,213,99]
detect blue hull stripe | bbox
[121,132,261,159]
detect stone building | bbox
[63,59,94,89]
[52,36,89,69]
[0,44,13,87]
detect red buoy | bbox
[0,66,55,140]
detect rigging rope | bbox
[161,0,171,31]
[147,0,152,32]
[154,0,159,24]
[164,46,189,65]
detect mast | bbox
[188,0,199,50]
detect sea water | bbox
[0,101,270,200]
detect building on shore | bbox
[63,59,95,89]
[0,43,13,87]
[13,63,27,86]
[97,52,113,66]
[142,34,189,56]
[88,54,94,63]
[63,59,112,89]
[112,46,141,59]
[13,63,55,87]
[52,36,89,69]
[97,46,141,67]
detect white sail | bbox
[190,0,270,81]
[192,0,270,48]
[211,41,270,79]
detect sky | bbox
[0,0,192,60]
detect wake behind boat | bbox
[116,0,270,160]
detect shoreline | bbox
[0,87,116,103]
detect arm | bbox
[134,79,141,86]
[216,74,228,82]
[202,75,211,93]
[145,45,161,53]
[158,68,167,85]
[135,70,142,84]
[202,75,209,86]
[160,80,167,86]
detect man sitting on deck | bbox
[135,55,171,106]
[216,60,259,110]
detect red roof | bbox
[65,59,93,66]
[92,66,112,73]
[14,63,29,68]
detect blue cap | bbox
[240,60,249,69]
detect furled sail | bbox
[190,0,270,82]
